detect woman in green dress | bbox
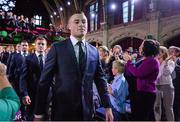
[0,62,20,120]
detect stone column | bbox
[102,0,108,46]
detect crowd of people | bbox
[0,10,69,33]
[96,41,180,121]
[0,11,180,121]
[0,10,69,43]
[0,11,36,31]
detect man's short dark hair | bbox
[72,10,84,15]
[69,10,85,20]
[21,40,28,44]
[68,10,86,24]
[142,39,160,57]
[34,35,47,43]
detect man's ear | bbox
[67,24,71,30]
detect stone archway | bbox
[110,37,143,51]
[86,35,103,45]
[108,31,146,48]
[89,41,102,47]
[159,25,180,46]
[165,34,180,47]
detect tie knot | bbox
[39,54,43,58]
[77,41,83,46]
[23,52,26,56]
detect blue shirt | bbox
[110,74,129,113]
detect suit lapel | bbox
[32,53,39,65]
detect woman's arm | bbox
[163,60,175,76]
[127,58,159,78]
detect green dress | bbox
[0,87,20,120]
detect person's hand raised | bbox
[123,53,131,62]
[107,84,113,95]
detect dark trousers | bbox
[112,107,129,121]
[129,91,139,120]
[174,92,180,121]
[25,93,51,120]
[24,95,35,120]
[135,91,156,121]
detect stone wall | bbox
[86,11,180,48]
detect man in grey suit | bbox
[34,11,113,121]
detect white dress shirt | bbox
[35,51,46,64]
[70,35,86,63]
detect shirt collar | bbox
[16,51,20,53]
[35,51,45,57]
[114,73,123,81]
[21,51,28,56]
[70,35,86,47]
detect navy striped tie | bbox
[77,41,86,76]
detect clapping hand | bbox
[123,53,131,62]
[107,84,113,95]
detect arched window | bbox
[131,0,135,21]
[34,15,42,26]
[89,2,98,31]
[122,1,129,23]
[122,0,135,23]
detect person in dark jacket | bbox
[173,57,180,121]
[34,11,113,121]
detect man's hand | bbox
[22,95,31,105]
[109,49,114,57]
[107,84,113,95]
[105,108,113,122]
